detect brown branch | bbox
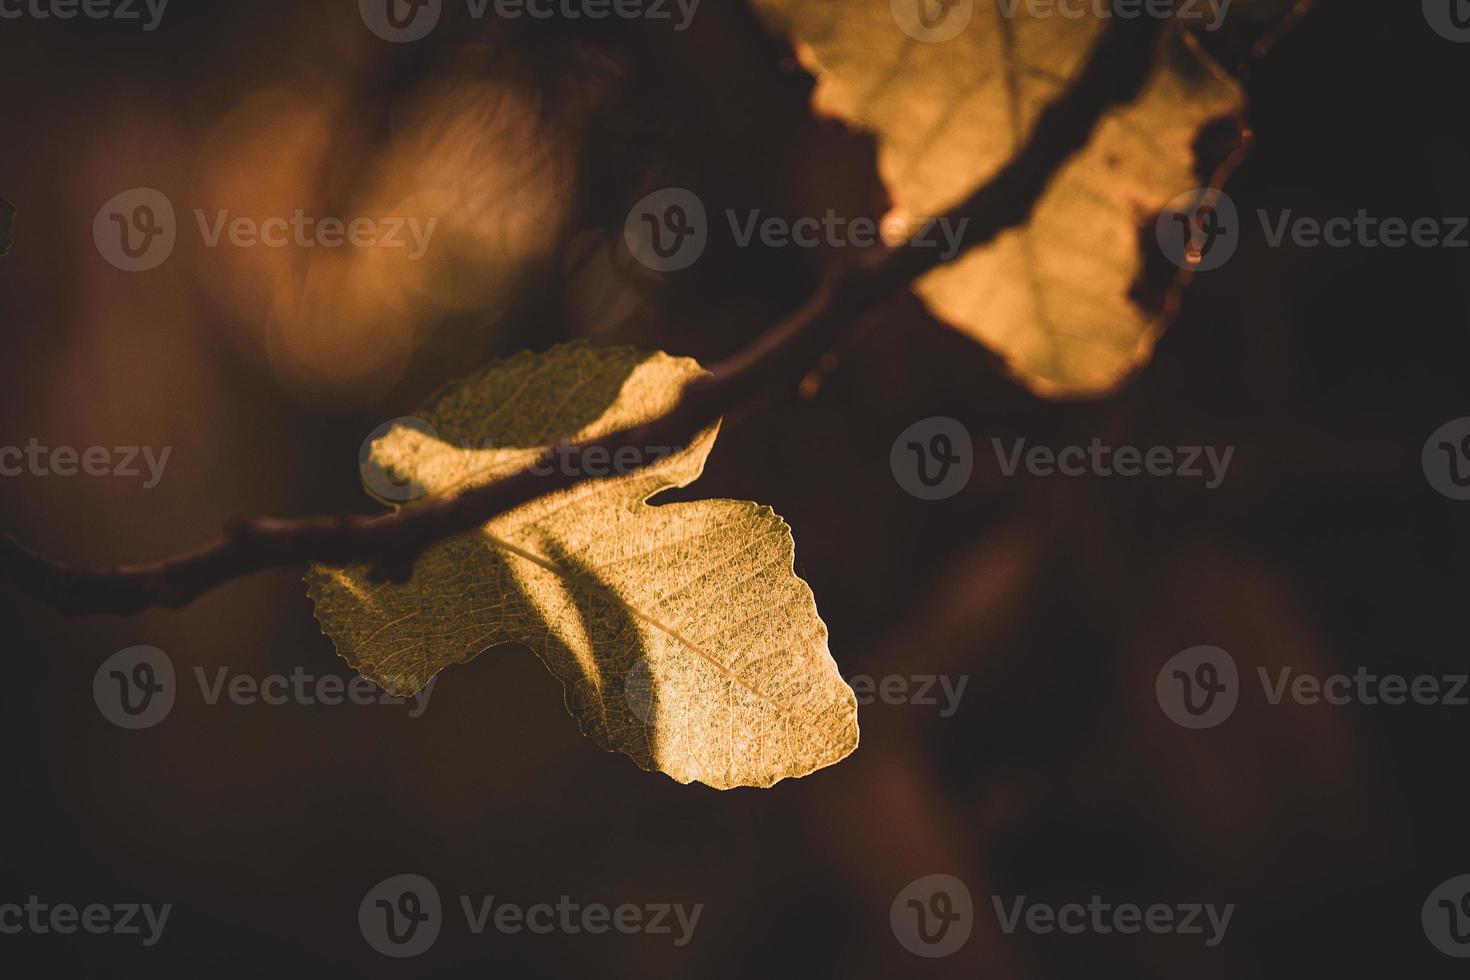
[0,15,1164,617]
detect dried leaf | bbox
[751,0,1242,395]
[307,343,858,789]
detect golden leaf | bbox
[752,0,1242,395]
[307,343,858,789]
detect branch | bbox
[0,16,1164,616]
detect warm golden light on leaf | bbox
[753,1,1242,396]
[307,344,859,789]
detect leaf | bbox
[750,1,1243,396]
[306,343,859,789]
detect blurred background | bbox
[1,0,1468,975]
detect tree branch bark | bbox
[0,15,1164,616]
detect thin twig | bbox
[0,16,1164,616]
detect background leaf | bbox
[750,0,1242,395]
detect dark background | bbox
[2,0,1468,975]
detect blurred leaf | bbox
[751,1,1242,395]
[307,343,858,789]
